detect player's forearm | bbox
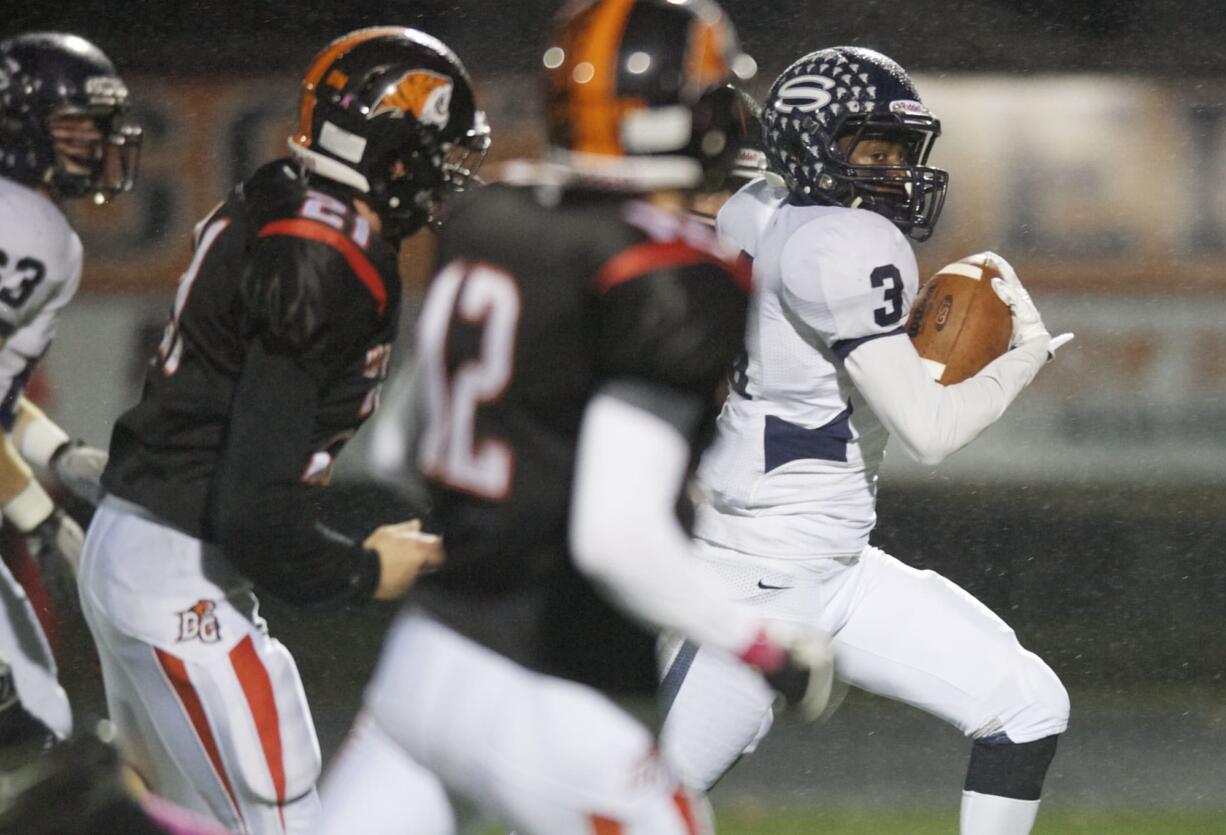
[570,390,760,655]
[0,432,54,531]
[211,339,380,605]
[845,333,1048,465]
[0,433,36,505]
[12,396,71,469]
[213,483,380,605]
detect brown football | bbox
[906,256,1013,385]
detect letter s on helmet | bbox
[762,46,949,241]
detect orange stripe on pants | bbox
[154,647,244,827]
[230,635,288,832]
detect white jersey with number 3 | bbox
[0,177,82,418]
[694,179,919,559]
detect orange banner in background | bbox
[69,73,1226,297]
[65,74,541,295]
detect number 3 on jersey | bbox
[871,264,903,327]
[417,261,521,500]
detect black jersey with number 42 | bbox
[103,159,401,542]
[411,182,749,686]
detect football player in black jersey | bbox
[76,27,488,835]
[317,3,834,834]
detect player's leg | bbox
[0,558,71,741]
[351,610,710,835]
[78,500,323,835]
[827,546,1068,835]
[656,542,820,791]
[317,710,456,835]
[657,633,775,790]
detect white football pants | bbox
[78,497,322,835]
[319,610,710,835]
[660,543,1070,791]
[0,556,72,739]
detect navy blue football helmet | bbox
[762,46,948,241]
[0,32,141,202]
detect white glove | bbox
[738,622,834,722]
[50,442,109,506]
[976,251,1074,358]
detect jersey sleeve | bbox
[209,337,381,605]
[242,218,389,383]
[0,190,82,339]
[593,241,749,399]
[778,209,918,358]
[714,178,780,260]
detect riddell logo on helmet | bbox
[85,75,128,103]
[176,599,221,644]
[774,74,836,113]
[371,69,453,127]
[889,99,929,116]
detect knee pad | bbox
[964,733,1060,800]
[994,650,1070,744]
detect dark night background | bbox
[4,0,1225,827]
[8,0,1226,79]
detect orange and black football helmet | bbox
[289,27,490,239]
[542,0,756,191]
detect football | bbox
[906,256,1014,384]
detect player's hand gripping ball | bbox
[906,252,1014,384]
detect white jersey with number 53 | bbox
[0,177,83,425]
[694,179,919,559]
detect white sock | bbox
[960,790,1041,835]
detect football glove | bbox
[25,509,84,614]
[739,623,834,722]
[979,251,1074,357]
[49,441,108,507]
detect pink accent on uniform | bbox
[737,627,786,673]
[142,793,236,834]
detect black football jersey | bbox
[103,159,401,551]
[409,182,749,689]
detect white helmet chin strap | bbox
[286,139,371,193]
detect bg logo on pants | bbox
[176,599,221,643]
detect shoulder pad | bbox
[716,177,786,259]
[778,206,918,351]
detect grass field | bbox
[711,807,1226,834]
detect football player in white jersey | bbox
[0,32,140,749]
[658,47,1071,835]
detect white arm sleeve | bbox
[844,333,1050,466]
[570,388,761,656]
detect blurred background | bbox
[5,0,1225,832]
